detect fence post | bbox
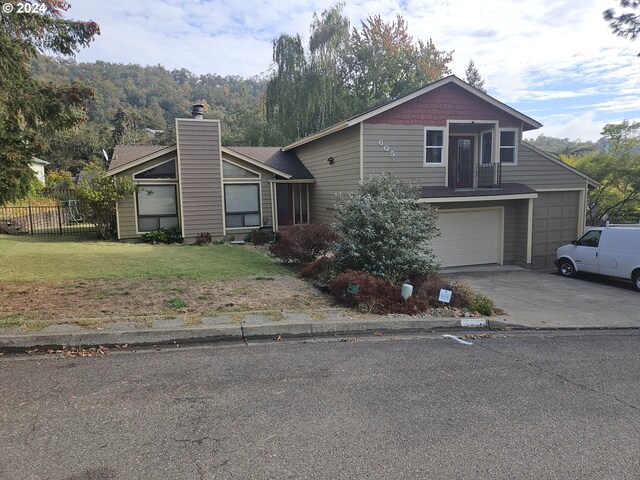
[57,204,63,235]
[28,205,34,235]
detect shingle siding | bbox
[176,119,223,240]
[293,126,360,224]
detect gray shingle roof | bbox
[227,147,314,180]
[108,145,170,171]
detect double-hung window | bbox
[499,129,518,164]
[136,185,179,232]
[224,184,260,228]
[425,128,445,165]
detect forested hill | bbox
[31,56,268,171]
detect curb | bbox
[0,318,498,350]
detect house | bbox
[107,76,596,269]
[30,158,49,184]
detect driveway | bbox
[444,266,640,329]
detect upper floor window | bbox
[480,131,493,165]
[425,128,445,164]
[499,129,518,164]
[134,159,176,179]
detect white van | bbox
[555,225,640,291]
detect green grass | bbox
[0,235,289,282]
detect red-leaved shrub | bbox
[330,270,429,314]
[269,223,338,265]
[300,256,335,283]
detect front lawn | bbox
[0,235,288,282]
[0,235,337,328]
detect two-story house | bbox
[108,75,596,269]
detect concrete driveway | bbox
[444,266,640,329]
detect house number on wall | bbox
[378,139,395,157]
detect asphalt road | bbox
[1,331,639,479]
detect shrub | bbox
[300,256,336,283]
[141,226,183,244]
[330,270,429,315]
[269,223,338,265]
[333,173,440,284]
[468,294,496,316]
[245,229,272,245]
[195,232,212,245]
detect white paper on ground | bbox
[442,334,473,346]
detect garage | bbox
[430,208,503,267]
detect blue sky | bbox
[66,0,640,141]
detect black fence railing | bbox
[0,202,97,236]
[449,161,502,189]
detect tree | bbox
[604,1,640,55]
[75,162,136,238]
[0,1,99,205]
[561,121,640,225]
[332,174,440,284]
[464,59,486,92]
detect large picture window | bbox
[425,128,445,164]
[224,184,260,228]
[136,185,179,232]
[499,129,517,164]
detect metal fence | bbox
[0,201,97,236]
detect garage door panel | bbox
[431,209,501,267]
[532,191,580,268]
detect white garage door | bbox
[431,208,502,267]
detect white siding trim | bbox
[115,202,121,240]
[527,197,534,264]
[423,126,447,167]
[359,122,364,181]
[175,118,186,237]
[499,128,519,166]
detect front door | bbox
[448,136,474,188]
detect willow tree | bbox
[0,1,99,205]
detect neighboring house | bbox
[30,158,49,184]
[108,76,597,269]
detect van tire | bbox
[633,271,640,291]
[558,258,576,278]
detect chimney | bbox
[191,103,204,119]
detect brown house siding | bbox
[365,83,521,127]
[294,126,360,224]
[532,191,580,269]
[176,119,223,240]
[363,124,445,186]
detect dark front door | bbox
[448,136,474,188]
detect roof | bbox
[31,158,49,165]
[108,145,169,171]
[283,75,543,151]
[226,147,314,180]
[420,183,538,201]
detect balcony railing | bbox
[449,161,502,189]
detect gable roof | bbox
[226,147,314,180]
[521,142,599,187]
[283,75,543,151]
[109,145,170,171]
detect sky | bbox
[65,0,640,142]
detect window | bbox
[134,159,176,179]
[499,129,517,163]
[223,161,259,179]
[425,128,445,164]
[480,131,493,165]
[136,185,178,232]
[224,184,260,228]
[577,230,601,247]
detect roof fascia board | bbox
[107,146,177,176]
[222,147,292,179]
[282,122,350,151]
[418,193,538,203]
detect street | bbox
[1,331,639,479]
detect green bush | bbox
[333,173,440,284]
[468,294,496,316]
[141,226,183,244]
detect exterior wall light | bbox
[327,156,334,165]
